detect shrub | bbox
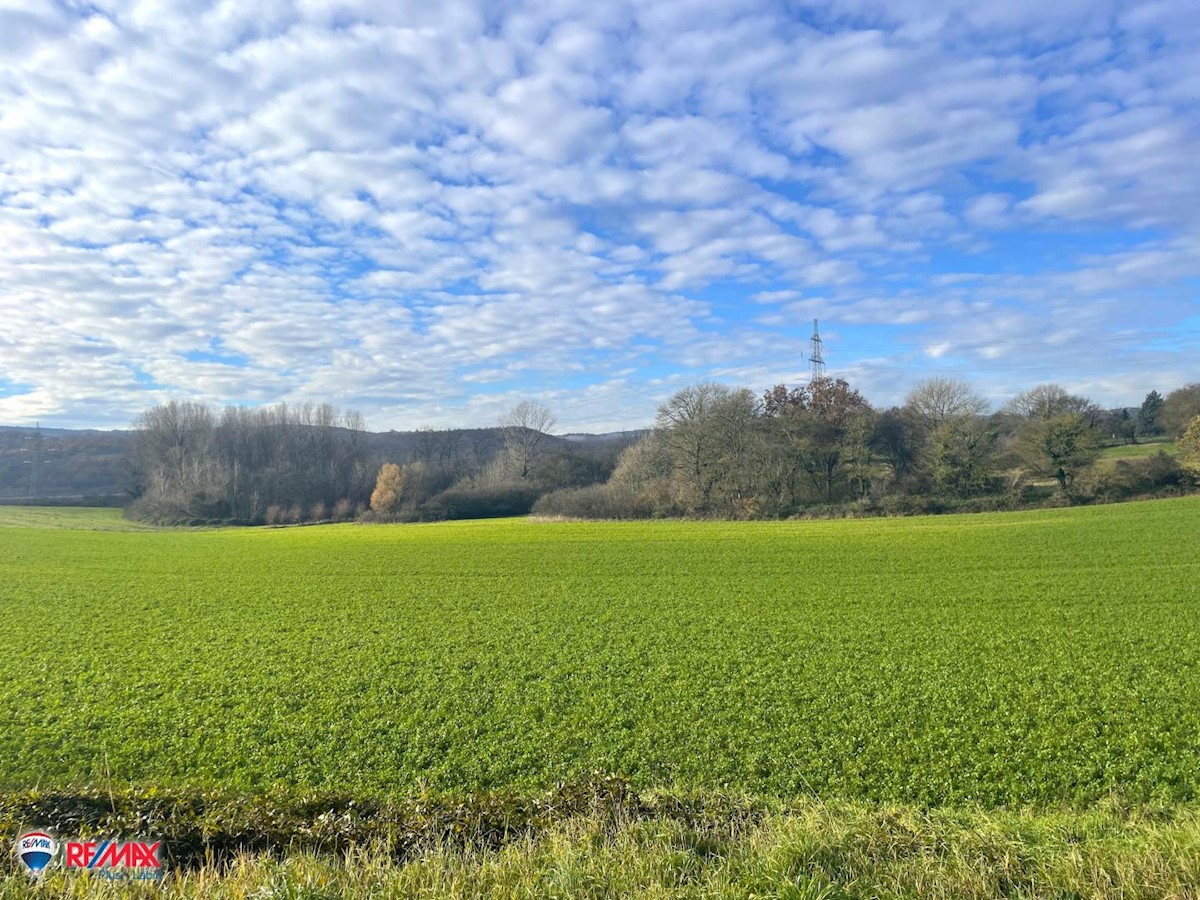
[309,501,328,523]
[533,484,655,519]
[265,504,284,525]
[332,498,355,522]
[609,433,673,491]
[422,484,541,520]
[1084,452,1184,501]
[398,461,457,510]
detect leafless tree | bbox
[656,383,727,507]
[1004,384,1098,423]
[499,400,557,479]
[129,401,372,523]
[905,377,989,431]
[412,426,439,464]
[656,383,762,510]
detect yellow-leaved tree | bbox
[369,463,405,518]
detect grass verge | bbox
[2,782,1199,898]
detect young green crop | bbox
[1097,441,1177,460]
[1,499,1198,807]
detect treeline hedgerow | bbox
[125,379,1200,525]
[535,378,1200,520]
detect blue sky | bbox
[0,0,1197,431]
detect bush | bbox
[125,492,231,525]
[873,495,950,517]
[123,497,169,525]
[858,493,1028,518]
[790,499,883,519]
[422,484,541,520]
[0,776,642,870]
[332,498,355,522]
[1017,483,1057,504]
[533,484,656,519]
[1083,452,1184,501]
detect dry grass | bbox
[4,800,1200,899]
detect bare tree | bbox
[129,400,372,523]
[905,377,989,431]
[499,400,557,479]
[132,401,219,518]
[609,431,673,492]
[412,426,439,464]
[656,383,730,507]
[709,388,763,510]
[1004,384,1097,423]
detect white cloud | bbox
[963,193,1013,229]
[0,0,1197,430]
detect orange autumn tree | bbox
[369,463,406,518]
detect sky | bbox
[0,0,1197,432]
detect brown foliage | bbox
[370,463,406,516]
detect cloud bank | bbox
[1,0,1197,430]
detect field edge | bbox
[2,782,1199,898]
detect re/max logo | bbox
[64,840,161,870]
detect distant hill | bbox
[560,430,649,443]
[0,424,115,437]
[0,427,131,501]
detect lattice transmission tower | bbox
[809,319,825,381]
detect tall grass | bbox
[3,799,1199,898]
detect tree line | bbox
[127,402,375,523]
[126,381,1200,525]
[534,379,1200,520]
[126,399,627,524]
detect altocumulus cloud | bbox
[0,0,1198,430]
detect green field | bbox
[2,499,1199,809]
[1098,440,1177,461]
[0,505,153,531]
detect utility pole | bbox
[809,319,826,381]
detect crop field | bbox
[2,499,1199,812]
[1097,440,1177,461]
[0,505,153,531]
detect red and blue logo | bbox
[65,839,162,880]
[16,831,58,878]
[15,831,163,881]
